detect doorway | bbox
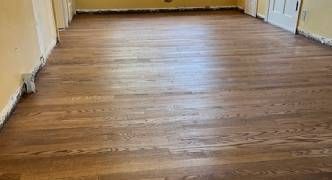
[267,0,302,33]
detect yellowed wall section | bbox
[0,0,56,118]
[237,0,245,9]
[298,0,332,39]
[257,0,267,17]
[75,0,237,9]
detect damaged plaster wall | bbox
[0,0,57,127]
[298,0,332,46]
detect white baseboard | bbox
[76,6,238,13]
[298,29,332,47]
[237,6,244,10]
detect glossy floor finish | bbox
[1,10,332,179]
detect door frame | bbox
[266,0,302,34]
[62,0,70,28]
[67,0,74,22]
[32,0,46,58]
[51,0,61,42]
[245,0,258,17]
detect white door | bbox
[267,0,301,33]
[32,0,46,57]
[245,0,258,17]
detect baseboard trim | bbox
[76,6,238,14]
[0,41,57,129]
[298,29,332,47]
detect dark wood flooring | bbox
[1,10,332,180]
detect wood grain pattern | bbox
[1,10,332,179]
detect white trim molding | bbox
[298,29,332,47]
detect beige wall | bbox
[257,0,267,17]
[0,0,40,117]
[0,0,57,123]
[75,0,238,9]
[237,0,245,9]
[298,0,332,39]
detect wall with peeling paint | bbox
[0,0,57,125]
[237,0,245,9]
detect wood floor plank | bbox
[0,10,332,179]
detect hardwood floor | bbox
[1,10,332,179]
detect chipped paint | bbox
[0,57,48,129]
[298,29,332,47]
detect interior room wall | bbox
[0,0,57,125]
[298,0,332,40]
[237,0,245,10]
